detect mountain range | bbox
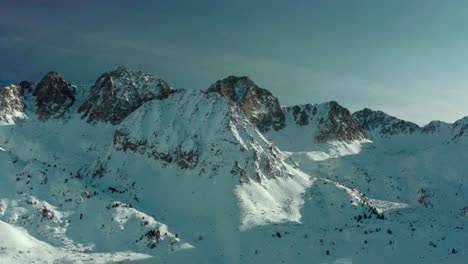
[0,67,467,263]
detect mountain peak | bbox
[352,108,420,136]
[452,116,468,140]
[116,65,129,71]
[78,67,176,125]
[206,75,257,102]
[421,120,451,134]
[34,71,76,121]
[280,101,366,145]
[206,75,285,132]
[45,70,62,77]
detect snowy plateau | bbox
[0,67,467,264]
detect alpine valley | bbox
[0,67,466,264]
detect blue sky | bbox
[1,0,467,124]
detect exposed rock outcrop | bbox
[34,71,76,121]
[451,116,468,141]
[353,108,420,136]
[78,66,175,125]
[0,84,27,124]
[283,101,366,143]
[206,76,285,132]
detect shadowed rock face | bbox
[353,108,420,136]
[315,101,367,143]
[78,66,175,125]
[284,101,367,143]
[206,75,285,132]
[452,116,468,141]
[18,81,34,96]
[34,71,76,121]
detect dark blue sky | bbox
[1,0,467,124]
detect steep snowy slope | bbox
[84,89,313,230]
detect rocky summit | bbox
[286,101,366,143]
[34,71,76,121]
[207,75,285,132]
[78,66,175,125]
[352,108,420,136]
[452,116,468,141]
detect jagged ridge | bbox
[78,66,176,125]
[206,76,285,132]
[352,108,420,136]
[285,101,366,143]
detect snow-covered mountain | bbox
[0,67,467,264]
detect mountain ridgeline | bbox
[1,66,466,141]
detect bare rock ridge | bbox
[352,108,468,142]
[452,116,468,140]
[352,108,420,136]
[0,84,27,124]
[34,71,76,121]
[284,101,367,143]
[206,75,286,132]
[78,66,175,125]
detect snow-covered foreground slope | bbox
[0,68,467,263]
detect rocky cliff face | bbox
[352,108,420,136]
[34,71,76,121]
[284,101,366,143]
[206,76,285,132]
[0,84,27,124]
[451,116,468,141]
[78,66,175,125]
[18,81,34,96]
